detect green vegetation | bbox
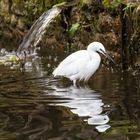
[0,0,140,71]
[68,23,80,37]
[123,2,136,17]
[102,0,123,9]
[53,2,66,8]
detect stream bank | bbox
[0,0,140,74]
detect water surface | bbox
[0,50,140,140]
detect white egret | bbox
[53,42,114,86]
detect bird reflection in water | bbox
[48,85,111,132]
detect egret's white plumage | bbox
[53,42,114,86]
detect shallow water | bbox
[0,50,140,140]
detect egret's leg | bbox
[73,80,77,86]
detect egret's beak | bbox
[100,49,115,64]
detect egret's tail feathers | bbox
[53,67,65,77]
[52,69,57,77]
[53,68,61,77]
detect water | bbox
[0,49,140,140]
[17,7,62,53]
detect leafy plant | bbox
[123,2,136,17]
[68,23,80,37]
[53,2,66,8]
[102,0,123,9]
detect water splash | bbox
[17,7,62,53]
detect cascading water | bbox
[16,0,79,54]
[0,1,78,68]
[0,7,62,69]
[17,7,62,54]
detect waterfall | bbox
[17,7,62,53]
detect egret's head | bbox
[87,42,105,52]
[87,42,115,63]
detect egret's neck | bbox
[87,46,98,56]
[87,44,101,60]
[87,49,101,62]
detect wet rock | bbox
[0,48,7,56]
[4,61,12,67]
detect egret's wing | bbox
[53,50,90,76]
[59,50,88,66]
[62,56,89,76]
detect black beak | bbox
[100,50,115,64]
